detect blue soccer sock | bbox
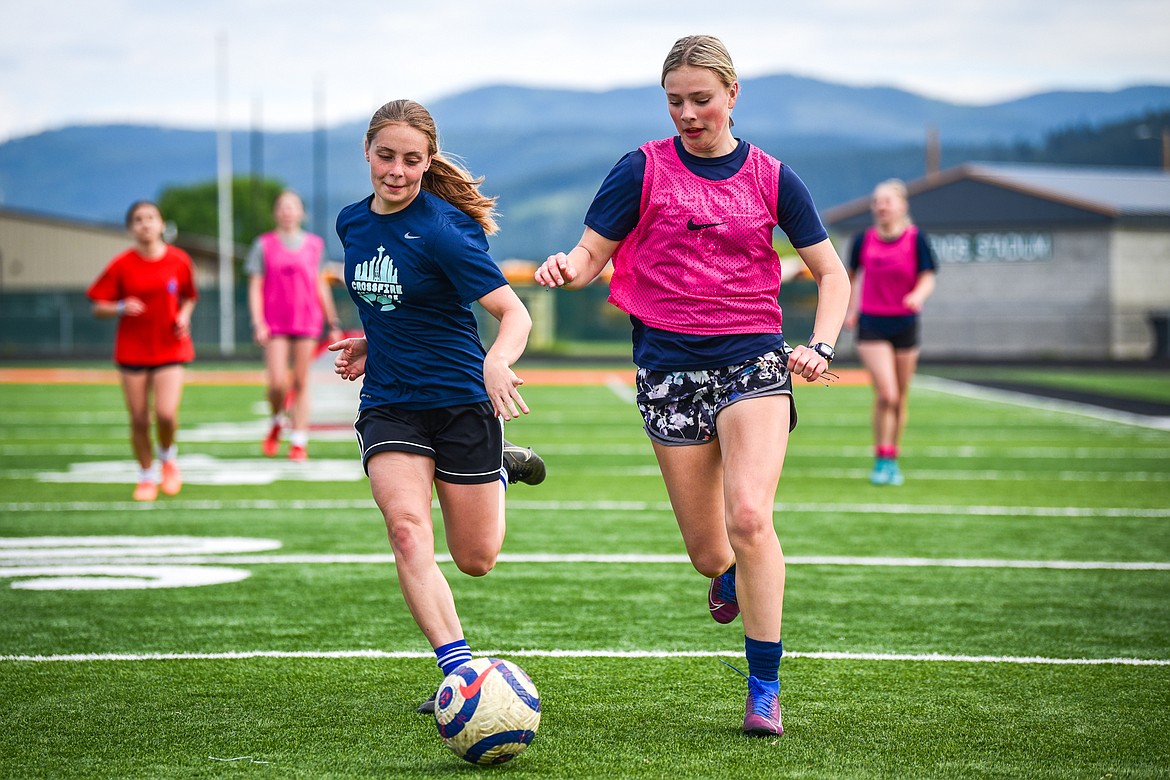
[745,636,783,683]
[434,639,473,676]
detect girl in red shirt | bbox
[87,200,198,501]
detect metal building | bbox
[0,206,232,357]
[823,163,1170,360]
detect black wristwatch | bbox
[809,342,835,363]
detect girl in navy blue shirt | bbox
[329,100,544,713]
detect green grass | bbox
[1,369,1169,778]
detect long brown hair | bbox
[365,100,499,235]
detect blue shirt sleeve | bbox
[776,165,829,249]
[916,231,938,273]
[584,150,646,241]
[848,231,865,272]
[430,214,508,306]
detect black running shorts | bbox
[355,402,504,485]
[857,314,920,350]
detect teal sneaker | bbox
[870,458,893,485]
[887,460,904,486]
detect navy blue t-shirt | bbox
[585,137,829,371]
[336,192,508,410]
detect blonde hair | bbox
[873,178,913,222]
[365,100,499,235]
[874,178,909,202]
[661,35,737,89]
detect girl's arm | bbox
[789,238,851,382]
[317,273,344,339]
[535,228,620,290]
[175,296,196,340]
[844,267,864,330]
[904,271,936,312]
[247,274,269,345]
[477,285,533,422]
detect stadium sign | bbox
[928,232,1053,264]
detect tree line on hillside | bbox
[159,109,1170,252]
[957,109,1170,168]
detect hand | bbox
[903,291,926,312]
[173,310,191,339]
[253,322,270,347]
[483,355,529,422]
[328,337,368,381]
[535,252,577,289]
[786,344,832,384]
[121,297,146,317]
[844,310,859,329]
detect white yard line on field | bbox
[3,498,1170,518]
[2,648,1166,666]
[2,552,1167,571]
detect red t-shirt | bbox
[87,246,198,366]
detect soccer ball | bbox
[434,657,541,765]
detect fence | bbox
[0,281,825,361]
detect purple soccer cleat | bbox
[707,564,739,624]
[743,675,783,737]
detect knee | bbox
[875,388,902,410]
[155,410,178,430]
[452,546,497,577]
[384,513,431,560]
[725,499,777,550]
[128,412,151,433]
[691,553,732,579]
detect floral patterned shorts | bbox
[634,350,797,446]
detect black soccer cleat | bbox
[503,440,546,485]
[417,688,437,715]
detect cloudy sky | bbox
[2,0,1168,142]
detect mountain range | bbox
[2,74,1168,260]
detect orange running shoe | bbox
[133,480,159,502]
[160,460,182,496]
[288,444,308,462]
[262,420,283,457]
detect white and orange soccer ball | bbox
[433,657,541,765]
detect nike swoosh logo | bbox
[404,232,421,240]
[686,219,725,231]
[459,659,505,699]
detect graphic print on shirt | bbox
[351,245,403,311]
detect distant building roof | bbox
[961,163,1170,215]
[823,162,1170,232]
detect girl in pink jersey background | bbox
[844,179,938,486]
[247,190,344,461]
[536,35,850,737]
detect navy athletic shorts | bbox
[857,314,920,350]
